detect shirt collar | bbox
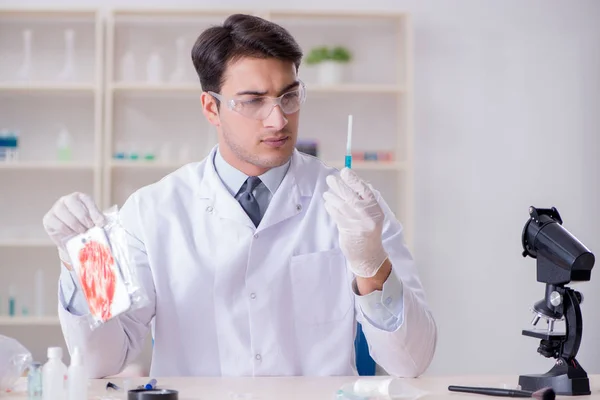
[213,146,290,196]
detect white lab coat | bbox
[58,147,437,378]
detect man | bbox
[43,13,437,378]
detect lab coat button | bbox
[253,233,259,239]
[250,293,256,299]
[296,204,302,211]
[385,297,392,305]
[255,354,262,361]
[206,206,214,213]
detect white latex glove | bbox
[323,168,388,278]
[42,192,106,266]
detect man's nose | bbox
[263,105,288,130]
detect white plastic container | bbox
[68,347,88,400]
[42,347,67,400]
[336,377,427,400]
[317,60,344,85]
[58,29,75,81]
[146,51,163,83]
[57,126,72,161]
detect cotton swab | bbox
[345,114,353,169]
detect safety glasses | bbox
[208,80,306,121]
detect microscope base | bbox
[519,359,590,396]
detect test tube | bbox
[8,284,16,317]
[345,115,353,169]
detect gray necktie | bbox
[236,176,262,227]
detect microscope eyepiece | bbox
[522,206,594,285]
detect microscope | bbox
[519,206,595,396]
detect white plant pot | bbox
[317,61,344,85]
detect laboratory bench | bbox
[5,374,600,399]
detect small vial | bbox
[28,362,43,399]
[144,145,156,161]
[8,284,16,317]
[113,141,126,160]
[5,131,19,162]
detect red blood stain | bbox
[78,240,116,321]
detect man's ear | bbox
[201,92,221,127]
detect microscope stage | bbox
[522,328,566,340]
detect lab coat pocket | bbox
[290,248,353,326]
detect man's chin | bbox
[256,150,294,168]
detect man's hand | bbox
[42,192,106,269]
[323,168,389,279]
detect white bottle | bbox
[42,347,67,400]
[146,51,163,83]
[68,347,88,400]
[58,29,75,81]
[17,29,32,81]
[57,126,72,162]
[169,36,187,82]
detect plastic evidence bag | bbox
[64,205,149,330]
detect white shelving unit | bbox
[0,9,413,367]
[0,8,103,358]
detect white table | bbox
[5,375,600,399]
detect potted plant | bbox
[305,45,352,85]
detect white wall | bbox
[3,0,599,377]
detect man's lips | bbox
[262,135,289,142]
[262,136,289,147]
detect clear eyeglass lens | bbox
[234,88,304,119]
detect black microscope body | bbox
[519,206,595,396]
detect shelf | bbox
[0,83,97,93]
[110,160,187,170]
[110,82,402,95]
[113,8,255,17]
[0,316,60,326]
[0,239,54,248]
[309,84,403,94]
[267,10,407,19]
[111,83,202,94]
[110,159,405,171]
[0,162,96,170]
[326,161,406,171]
[0,8,97,18]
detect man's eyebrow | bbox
[235,81,300,97]
[235,89,268,96]
[277,81,300,95]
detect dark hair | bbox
[191,14,303,95]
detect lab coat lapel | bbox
[258,150,312,232]
[196,148,256,229]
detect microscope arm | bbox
[560,288,583,361]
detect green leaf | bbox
[330,46,352,63]
[305,46,330,65]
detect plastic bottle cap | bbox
[48,347,63,359]
[57,127,71,146]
